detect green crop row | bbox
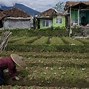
[31,36,48,45]
[77,38,89,44]
[6,44,89,53]
[9,36,39,45]
[9,36,26,43]
[62,37,84,45]
[14,36,38,45]
[50,37,65,45]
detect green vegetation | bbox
[31,36,48,45]
[50,37,65,45]
[61,37,83,45]
[6,35,89,52]
[0,29,89,88]
[0,29,68,37]
[77,38,89,44]
[1,51,89,88]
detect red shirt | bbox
[0,57,17,78]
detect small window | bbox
[43,20,45,27]
[56,18,62,24]
[42,20,52,27]
[46,20,49,26]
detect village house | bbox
[65,1,89,36]
[65,1,89,27]
[36,8,66,29]
[0,8,33,29]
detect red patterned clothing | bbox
[0,57,17,78]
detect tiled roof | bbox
[2,8,31,18]
[0,8,31,20]
[38,8,65,18]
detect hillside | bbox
[0,3,40,16]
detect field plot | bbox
[0,51,89,88]
[77,38,89,44]
[31,36,48,45]
[62,37,84,45]
[9,36,38,45]
[0,85,88,89]
[9,36,86,46]
[50,37,64,45]
[7,36,89,52]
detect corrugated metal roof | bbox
[65,1,89,10]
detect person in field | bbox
[0,54,26,85]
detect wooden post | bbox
[78,9,80,26]
[0,31,12,51]
[69,7,72,36]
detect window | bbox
[42,20,52,27]
[43,20,45,27]
[56,18,62,24]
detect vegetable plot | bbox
[31,36,48,45]
[62,37,84,45]
[50,37,64,45]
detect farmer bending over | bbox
[0,54,26,85]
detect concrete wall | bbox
[39,16,65,29]
[3,19,31,29]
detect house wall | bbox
[3,19,31,29]
[71,9,89,25]
[40,19,52,29]
[71,10,78,24]
[53,16,65,28]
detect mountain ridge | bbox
[0,3,40,16]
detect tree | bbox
[54,2,65,12]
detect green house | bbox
[37,8,66,29]
[65,1,89,27]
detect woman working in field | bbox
[0,54,26,85]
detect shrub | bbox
[71,26,83,36]
[0,28,68,37]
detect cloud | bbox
[0,0,59,11]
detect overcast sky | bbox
[0,0,88,12]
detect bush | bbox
[71,26,83,36]
[0,28,68,37]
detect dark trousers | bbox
[0,70,4,85]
